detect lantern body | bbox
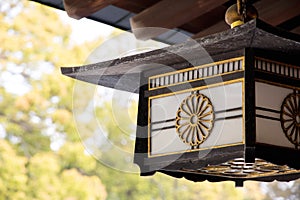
[62,19,300,185]
[134,48,300,184]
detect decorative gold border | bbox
[255,79,300,90]
[149,79,243,100]
[194,170,300,179]
[149,142,244,158]
[148,79,245,157]
[184,158,300,179]
[254,57,300,80]
[242,75,245,145]
[255,57,300,70]
[148,57,245,90]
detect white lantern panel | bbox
[150,81,244,156]
[255,82,296,148]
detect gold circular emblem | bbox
[280,93,300,148]
[175,93,214,146]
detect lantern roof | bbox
[61,19,300,93]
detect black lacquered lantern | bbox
[62,19,300,186]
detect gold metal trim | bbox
[242,68,245,144]
[280,93,300,149]
[148,57,245,90]
[175,93,215,146]
[148,95,151,155]
[149,79,244,100]
[150,57,244,79]
[148,79,245,157]
[231,20,244,28]
[255,79,300,90]
[149,142,244,158]
[182,158,300,179]
[254,69,300,81]
[255,57,300,81]
[255,57,300,70]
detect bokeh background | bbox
[0,1,299,199]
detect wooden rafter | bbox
[113,0,160,14]
[192,21,228,38]
[63,0,116,19]
[129,0,228,40]
[35,0,300,43]
[192,0,300,39]
[254,0,300,26]
[180,5,227,34]
[291,26,300,35]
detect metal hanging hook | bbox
[237,0,247,21]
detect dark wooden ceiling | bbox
[31,0,300,44]
[114,0,300,36]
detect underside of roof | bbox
[30,0,300,44]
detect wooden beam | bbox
[180,5,227,34]
[192,0,300,39]
[278,15,300,31]
[291,26,300,35]
[192,21,228,39]
[113,0,160,14]
[254,0,300,26]
[130,0,228,40]
[63,0,116,19]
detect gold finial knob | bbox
[225,4,244,28]
[225,4,258,28]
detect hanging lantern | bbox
[61,19,300,186]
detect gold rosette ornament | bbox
[280,93,300,148]
[175,93,214,146]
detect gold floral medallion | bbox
[175,93,214,146]
[280,93,300,148]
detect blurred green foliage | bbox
[0,0,299,199]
